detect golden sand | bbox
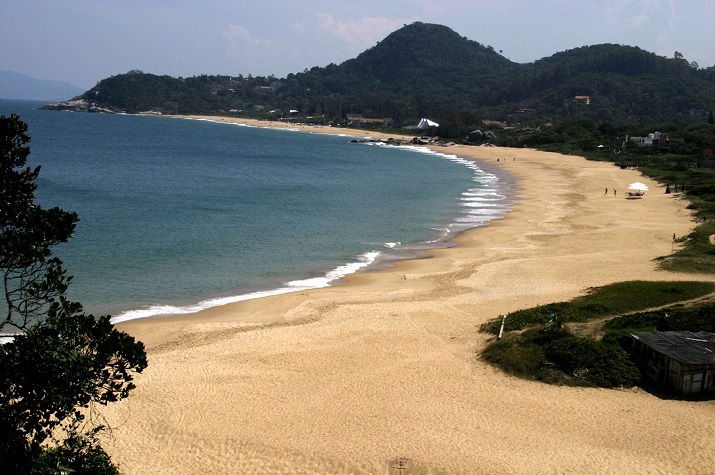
[102,117,715,474]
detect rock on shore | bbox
[41,98,118,113]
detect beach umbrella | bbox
[628,182,649,191]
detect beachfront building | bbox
[628,131,670,146]
[574,95,591,104]
[629,331,715,396]
[482,119,507,127]
[698,139,715,168]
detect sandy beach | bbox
[103,117,715,474]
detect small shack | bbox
[630,331,715,396]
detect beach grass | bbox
[479,280,715,334]
[658,219,715,273]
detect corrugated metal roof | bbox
[631,331,715,365]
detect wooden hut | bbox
[630,331,715,396]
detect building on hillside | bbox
[629,331,715,396]
[574,95,591,104]
[482,119,506,127]
[627,131,674,147]
[629,135,654,146]
[345,114,385,125]
[699,139,715,168]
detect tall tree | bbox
[0,114,147,474]
[1,114,78,331]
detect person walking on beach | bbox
[614,189,617,196]
[604,187,608,195]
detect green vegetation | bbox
[480,281,715,389]
[498,120,714,155]
[479,281,715,334]
[0,114,147,474]
[603,304,715,334]
[48,23,715,128]
[482,327,642,388]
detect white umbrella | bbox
[628,182,649,191]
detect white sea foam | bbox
[461,208,508,215]
[462,190,505,199]
[460,201,504,208]
[110,251,381,324]
[362,144,514,239]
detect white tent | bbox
[416,118,439,129]
[628,182,649,191]
[628,182,648,197]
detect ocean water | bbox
[1,100,513,322]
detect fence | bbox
[666,184,700,194]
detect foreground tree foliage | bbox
[0,114,148,474]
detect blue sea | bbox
[1,100,513,323]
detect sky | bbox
[3,0,714,90]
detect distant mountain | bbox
[42,22,715,126]
[0,71,85,101]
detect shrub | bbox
[543,335,640,388]
[481,336,543,377]
[480,281,715,335]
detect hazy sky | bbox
[3,0,713,89]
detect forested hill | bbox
[45,22,715,126]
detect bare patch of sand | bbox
[104,118,715,474]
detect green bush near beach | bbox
[603,304,715,336]
[479,280,715,334]
[482,327,641,388]
[480,281,715,388]
[658,220,715,273]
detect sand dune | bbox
[104,120,715,474]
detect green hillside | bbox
[44,22,715,126]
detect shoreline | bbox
[116,115,517,330]
[107,117,715,474]
[108,116,516,325]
